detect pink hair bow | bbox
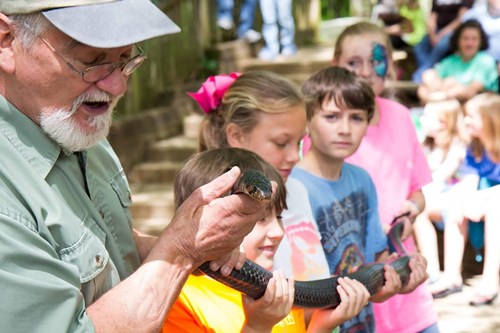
[188,72,241,113]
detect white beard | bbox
[40,90,118,152]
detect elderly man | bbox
[0,1,268,332]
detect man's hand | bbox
[158,166,269,270]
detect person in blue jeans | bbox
[258,0,297,60]
[217,0,261,43]
[412,0,473,83]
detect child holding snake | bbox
[331,21,438,333]
[162,147,370,332]
[294,66,428,333]
[165,70,379,331]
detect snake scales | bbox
[197,169,412,309]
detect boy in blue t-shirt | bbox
[292,67,429,333]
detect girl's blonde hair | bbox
[465,93,500,162]
[422,99,466,150]
[199,71,304,151]
[333,21,395,79]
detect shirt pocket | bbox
[110,170,132,209]
[58,215,109,284]
[110,169,133,227]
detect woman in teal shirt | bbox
[417,19,499,104]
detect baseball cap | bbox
[1,0,181,48]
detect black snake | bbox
[198,169,412,309]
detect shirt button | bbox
[99,210,105,219]
[95,255,103,267]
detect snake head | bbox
[231,169,272,202]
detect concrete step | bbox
[131,184,175,236]
[146,135,198,163]
[130,184,175,219]
[132,217,170,237]
[238,45,332,79]
[130,160,184,185]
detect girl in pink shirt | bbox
[333,22,439,333]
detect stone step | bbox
[130,184,175,220]
[132,217,170,237]
[146,135,198,163]
[131,184,175,236]
[129,160,184,185]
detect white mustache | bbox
[61,90,113,119]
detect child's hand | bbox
[392,212,413,241]
[369,259,402,303]
[399,252,428,294]
[400,217,413,241]
[307,277,370,332]
[241,270,294,333]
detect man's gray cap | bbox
[1,0,181,48]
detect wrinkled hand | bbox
[399,252,428,294]
[242,270,294,332]
[162,166,269,269]
[370,255,402,303]
[309,277,370,331]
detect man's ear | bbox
[226,123,245,148]
[0,13,16,74]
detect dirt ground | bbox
[430,231,499,333]
[433,274,500,333]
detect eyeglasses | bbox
[37,35,147,83]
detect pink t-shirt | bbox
[346,97,437,333]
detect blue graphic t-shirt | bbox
[291,163,387,333]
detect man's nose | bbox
[95,68,128,97]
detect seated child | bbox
[413,98,469,282]
[431,93,500,306]
[162,147,371,332]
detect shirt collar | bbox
[0,95,62,179]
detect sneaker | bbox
[217,18,234,31]
[281,46,297,57]
[469,292,498,306]
[258,48,279,61]
[241,29,261,43]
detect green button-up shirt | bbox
[0,96,141,332]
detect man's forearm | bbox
[133,228,159,263]
[87,232,194,333]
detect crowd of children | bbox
[158,12,500,332]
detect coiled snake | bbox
[198,169,412,309]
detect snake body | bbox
[198,169,412,309]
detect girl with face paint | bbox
[331,22,440,333]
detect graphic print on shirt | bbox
[315,191,374,333]
[285,220,329,280]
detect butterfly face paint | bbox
[372,42,388,78]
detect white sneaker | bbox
[242,29,261,43]
[217,18,234,30]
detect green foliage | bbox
[321,0,351,20]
